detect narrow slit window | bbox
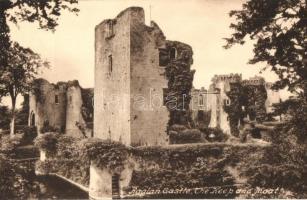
[108,55,113,73]
[170,47,177,59]
[107,21,114,37]
[55,95,59,104]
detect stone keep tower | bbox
[94,7,170,146]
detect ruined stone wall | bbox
[216,81,231,134]
[130,8,169,146]
[164,41,195,127]
[242,76,267,122]
[29,79,92,136]
[94,7,195,146]
[208,74,242,134]
[94,8,131,144]
[66,81,85,137]
[190,87,210,128]
[29,79,67,133]
[208,84,219,128]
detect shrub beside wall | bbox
[35,134,90,187]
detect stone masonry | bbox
[29,79,93,137]
[190,74,282,134]
[94,7,194,146]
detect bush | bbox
[169,129,204,144]
[34,132,59,154]
[81,138,129,174]
[0,135,23,156]
[200,127,229,142]
[18,126,37,145]
[35,160,55,174]
[0,155,17,199]
[36,135,91,186]
[239,125,307,198]
[14,145,39,159]
[169,124,187,132]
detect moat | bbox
[15,161,88,199]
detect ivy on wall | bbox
[35,136,272,198]
[224,83,246,136]
[244,84,267,122]
[80,88,94,124]
[224,82,268,136]
[164,41,195,128]
[31,79,47,103]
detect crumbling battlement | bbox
[242,76,265,86]
[29,79,93,137]
[211,73,242,84]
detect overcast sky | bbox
[5,0,286,106]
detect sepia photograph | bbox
[0,0,306,199]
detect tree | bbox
[225,1,307,197]
[0,0,78,136]
[0,0,79,74]
[225,0,307,138]
[224,0,307,95]
[0,42,49,137]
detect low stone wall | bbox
[35,135,270,199]
[88,142,268,199]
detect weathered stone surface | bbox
[29,79,93,137]
[94,7,194,146]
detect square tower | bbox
[94,7,169,146]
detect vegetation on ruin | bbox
[81,88,94,124]
[164,42,195,128]
[31,79,47,103]
[126,144,268,198]
[35,135,90,186]
[224,82,268,136]
[81,138,130,174]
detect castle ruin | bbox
[29,79,93,137]
[94,7,194,146]
[190,74,282,135]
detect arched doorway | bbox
[30,111,35,126]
